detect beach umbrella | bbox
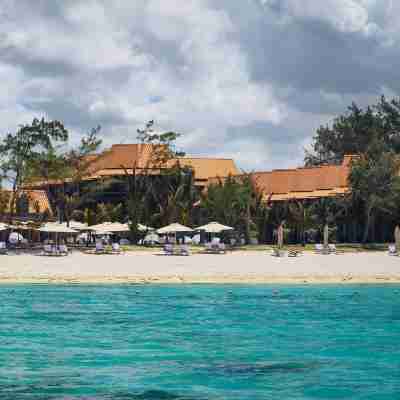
[157,223,193,234]
[196,221,234,233]
[277,224,284,249]
[38,224,78,234]
[89,222,130,233]
[395,225,400,253]
[157,223,193,244]
[323,224,329,249]
[58,221,89,231]
[38,224,78,246]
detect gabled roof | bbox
[84,144,239,184]
[253,155,354,201]
[86,143,155,173]
[170,158,240,181]
[207,155,355,201]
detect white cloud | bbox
[1,0,399,171]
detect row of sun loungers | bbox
[41,244,69,256]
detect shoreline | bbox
[0,276,399,284]
[1,251,399,285]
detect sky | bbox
[1,0,399,172]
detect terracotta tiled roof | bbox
[207,156,355,201]
[86,143,158,173]
[1,190,52,215]
[170,158,240,182]
[79,144,239,184]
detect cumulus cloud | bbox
[0,0,399,171]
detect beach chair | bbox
[111,242,122,254]
[288,249,302,257]
[59,244,69,256]
[388,244,398,256]
[328,244,337,254]
[315,244,324,254]
[272,248,285,257]
[179,244,190,256]
[41,244,59,256]
[163,243,174,255]
[95,242,106,254]
[0,242,8,255]
[204,242,213,253]
[218,243,226,254]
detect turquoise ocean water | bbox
[0,284,399,399]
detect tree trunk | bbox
[245,202,250,244]
[362,206,373,244]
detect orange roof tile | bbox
[208,156,354,201]
[84,144,239,183]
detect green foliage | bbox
[305,96,400,166]
[0,118,68,220]
[200,174,266,243]
[137,120,185,166]
[126,121,191,242]
[349,144,400,242]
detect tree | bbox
[26,125,102,224]
[349,142,400,243]
[0,118,68,221]
[200,174,264,243]
[124,121,187,242]
[305,96,400,166]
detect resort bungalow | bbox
[25,143,240,208]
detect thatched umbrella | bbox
[323,224,329,249]
[395,225,400,253]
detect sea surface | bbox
[0,284,399,399]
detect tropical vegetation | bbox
[2,95,400,245]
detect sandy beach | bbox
[0,250,399,284]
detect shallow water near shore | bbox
[0,284,399,399]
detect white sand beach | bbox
[0,250,399,284]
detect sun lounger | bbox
[59,244,69,256]
[218,243,226,254]
[204,242,226,254]
[205,243,213,253]
[288,249,302,257]
[163,244,174,255]
[41,244,60,256]
[388,244,398,256]
[0,242,8,255]
[179,244,190,256]
[111,243,122,254]
[315,244,330,255]
[328,244,337,254]
[272,248,286,257]
[95,242,106,254]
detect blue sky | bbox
[1,0,399,171]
